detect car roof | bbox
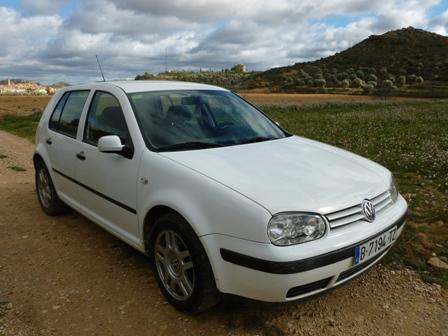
[63,80,228,94]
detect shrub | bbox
[341,79,351,89]
[367,81,377,87]
[352,78,364,89]
[397,75,406,87]
[368,74,378,82]
[356,70,365,79]
[379,67,388,76]
[337,72,349,80]
[408,74,418,83]
[382,79,394,88]
[314,78,326,88]
[386,73,396,82]
[341,79,351,88]
[415,76,424,84]
[362,84,374,95]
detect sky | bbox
[0,0,447,84]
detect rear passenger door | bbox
[74,90,140,246]
[46,90,90,201]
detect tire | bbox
[35,160,69,216]
[149,212,221,313]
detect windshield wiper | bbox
[157,141,223,151]
[236,136,279,145]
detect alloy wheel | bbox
[37,168,52,209]
[154,230,195,301]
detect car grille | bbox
[286,277,332,298]
[325,190,392,229]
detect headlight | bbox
[389,176,399,203]
[267,213,327,246]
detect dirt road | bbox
[0,130,446,336]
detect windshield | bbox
[128,90,287,151]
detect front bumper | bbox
[200,195,407,302]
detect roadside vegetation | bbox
[0,99,446,287]
[0,112,41,139]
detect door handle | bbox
[76,151,86,161]
[46,138,52,145]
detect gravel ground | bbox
[0,130,447,336]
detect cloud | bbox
[19,0,69,15]
[429,9,448,35]
[0,0,446,83]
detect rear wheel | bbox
[149,212,220,313]
[35,160,69,216]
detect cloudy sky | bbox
[1,0,448,84]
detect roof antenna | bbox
[96,55,106,81]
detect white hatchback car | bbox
[34,81,407,312]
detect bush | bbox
[362,84,374,95]
[416,76,424,84]
[408,74,418,83]
[379,67,388,76]
[382,79,394,88]
[367,81,377,87]
[368,74,378,82]
[326,74,338,85]
[386,73,396,82]
[397,75,406,87]
[356,70,365,79]
[314,78,326,88]
[352,78,364,89]
[337,72,349,80]
[135,71,155,80]
[341,79,351,88]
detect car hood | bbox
[160,136,391,215]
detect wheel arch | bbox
[143,205,188,254]
[33,152,44,167]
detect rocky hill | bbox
[242,27,448,97]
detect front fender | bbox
[137,150,272,244]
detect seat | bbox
[165,105,192,126]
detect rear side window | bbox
[49,90,89,138]
[84,91,131,146]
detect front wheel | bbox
[149,212,220,313]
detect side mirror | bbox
[98,135,124,153]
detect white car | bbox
[34,81,407,312]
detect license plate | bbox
[354,226,397,265]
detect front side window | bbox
[49,90,89,138]
[128,90,287,151]
[84,91,131,146]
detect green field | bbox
[1,99,447,286]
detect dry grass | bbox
[0,95,50,118]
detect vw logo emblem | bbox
[361,199,376,222]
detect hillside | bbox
[242,27,448,97]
